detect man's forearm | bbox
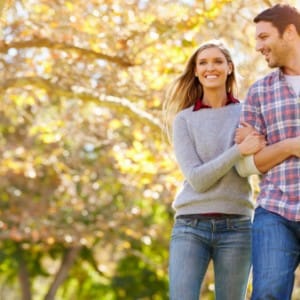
[254,139,293,173]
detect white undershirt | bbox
[284,74,300,96]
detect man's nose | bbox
[255,40,262,52]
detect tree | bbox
[0,0,299,299]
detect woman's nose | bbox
[206,63,215,70]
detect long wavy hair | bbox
[162,40,238,141]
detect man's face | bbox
[255,21,288,68]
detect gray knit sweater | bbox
[172,103,254,218]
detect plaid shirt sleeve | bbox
[240,84,267,137]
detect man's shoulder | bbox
[250,69,279,90]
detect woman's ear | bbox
[194,68,198,77]
[228,63,233,75]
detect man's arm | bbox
[254,137,300,173]
[235,122,300,173]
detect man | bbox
[239,4,300,300]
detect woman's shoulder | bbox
[229,102,242,110]
[174,105,194,120]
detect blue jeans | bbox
[251,206,300,300]
[169,216,252,300]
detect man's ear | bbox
[284,24,298,41]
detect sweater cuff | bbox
[235,155,262,177]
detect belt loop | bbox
[226,218,231,228]
[192,219,198,227]
[211,219,216,232]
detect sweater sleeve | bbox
[235,155,262,177]
[173,114,243,193]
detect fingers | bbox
[238,133,266,155]
[244,131,258,140]
[234,132,243,144]
[240,121,253,128]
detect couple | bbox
[164,4,300,300]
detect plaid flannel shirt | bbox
[241,69,300,221]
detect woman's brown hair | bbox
[162,40,237,141]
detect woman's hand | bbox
[235,121,255,144]
[237,131,266,156]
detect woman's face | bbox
[194,47,232,92]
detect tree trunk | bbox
[16,244,32,300]
[44,246,81,300]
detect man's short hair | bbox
[254,4,300,36]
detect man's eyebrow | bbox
[256,32,268,38]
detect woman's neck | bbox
[202,89,228,108]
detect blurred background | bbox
[0,0,299,299]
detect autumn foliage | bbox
[0,0,299,299]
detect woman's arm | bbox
[173,115,264,193]
[235,155,262,177]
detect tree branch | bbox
[0,76,162,130]
[0,38,134,67]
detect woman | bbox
[163,40,265,300]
